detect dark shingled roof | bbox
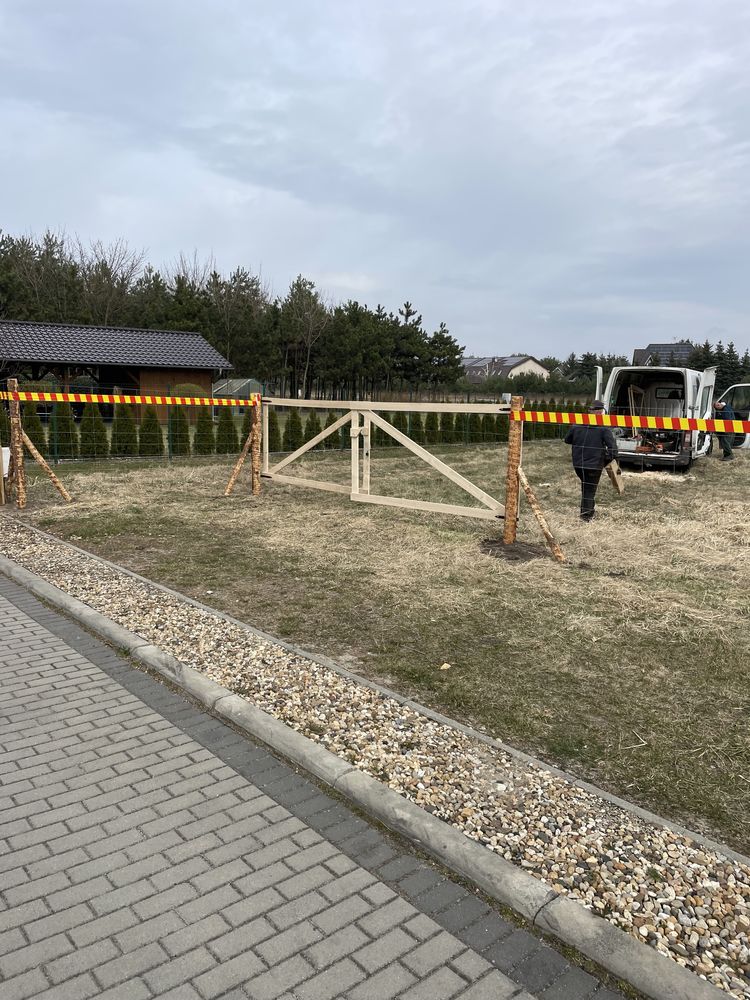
[0,319,231,370]
[632,341,694,366]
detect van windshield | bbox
[610,371,686,419]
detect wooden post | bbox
[503,395,523,543]
[21,431,73,503]
[350,410,360,495]
[362,412,371,495]
[0,445,6,506]
[261,400,269,474]
[8,379,27,510]
[518,467,565,563]
[224,412,254,497]
[251,403,261,496]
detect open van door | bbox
[594,366,603,401]
[693,367,716,458]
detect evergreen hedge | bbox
[22,402,47,456]
[283,409,303,451]
[424,411,439,445]
[408,412,424,445]
[169,407,191,456]
[453,412,469,444]
[110,403,139,457]
[481,413,496,443]
[240,407,254,446]
[496,413,509,441]
[468,412,482,443]
[267,409,281,452]
[216,407,239,453]
[49,402,78,459]
[323,411,340,449]
[304,411,323,447]
[391,411,408,440]
[79,403,109,458]
[193,407,216,455]
[138,406,164,456]
[439,411,454,444]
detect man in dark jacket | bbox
[713,399,735,461]
[564,401,618,521]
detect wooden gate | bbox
[262,399,509,521]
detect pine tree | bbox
[79,402,109,458]
[216,407,239,453]
[193,407,215,455]
[304,411,323,447]
[408,412,424,445]
[267,409,282,452]
[481,413,496,443]
[22,402,47,456]
[138,406,164,456]
[282,409,303,451]
[323,411,340,449]
[169,407,191,456]
[741,350,750,381]
[424,411,440,445]
[468,412,482,443]
[49,402,78,459]
[110,403,138,457]
[439,411,454,444]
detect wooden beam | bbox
[7,378,26,510]
[263,397,511,415]
[223,419,255,497]
[368,410,504,513]
[261,402,269,474]
[269,410,352,475]
[362,413,371,495]
[21,431,73,503]
[266,473,350,494]
[351,494,501,521]
[518,467,565,563]
[503,395,524,543]
[251,405,261,496]
[350,410,361,495]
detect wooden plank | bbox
[269,410,352,474]
[261,402,269,474]
[503,395,523,543]
[262,398,511,415]
[604,459,625,495]
[368,410,504,513]
[362,413,371,495]
[267,473,350,494]
[350,410,360,495]
[518,467,564,563]
[251,406,261,496]
[352,493,501,521]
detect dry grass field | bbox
[12,439,750,852]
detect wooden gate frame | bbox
[261,398,509,521]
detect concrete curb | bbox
[0,552,726,1000]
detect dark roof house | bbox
[0,319,231,397]
[632,341,694,366]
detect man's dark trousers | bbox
[574,466,603,519]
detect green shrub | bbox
[424,411,439,445]
[481,414,496,443]
[408,412,424,445]
[215,407,239,453]
[267,409,281,452]
[454,412,469,444]
[49,402,78,459]
[22,401,47,456]
[172,381,209,400]
[391,411,408,439]
[323,411,340,449]
[193,407,216,455]
[496,413,509,442]
[468,412,482,443]
[110,403,139,457]
[138,405,164,456]
[282,409,304,452]
[169,407,191,456]
[439,411,454,444]
[304,411,323,447]
[240,406,254,445]
[79,402,109,458]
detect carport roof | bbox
[0,319,231,370]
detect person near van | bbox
[564,401,618,521]
[713,399,735,461]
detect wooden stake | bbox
[8,379,27,510]
[518,467,565,563]
[502,395,524,543]
[21,431,73,503]
[224,413,254,497]
[350,410,360,495]
[0,446,6,506]
[251,404,261,496]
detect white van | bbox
[717,383,750,451]
[595,365,716,469]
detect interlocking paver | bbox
[0,579,624,1000]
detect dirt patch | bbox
[480,538,549,561]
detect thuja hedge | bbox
[22,402,47,455]
[79,403,109,458]
[49,402,78,458]
[216,407,239,453]
[194,407,216,455]
[138,406,164,456]
[110,403,138,457]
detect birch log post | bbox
[224,414,254,497]
[518,467,565,563]
[250,404,261,496]
[502,395,523,543]
[22,431,73,503]
[8,379,27,510]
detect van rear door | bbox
[693,367,716,457]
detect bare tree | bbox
[282,276,330,397]
[72,236,145,326]
[165,250,215,292]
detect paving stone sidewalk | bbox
[0,574,626,1000]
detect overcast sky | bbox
[2,0,749,358]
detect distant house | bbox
[632,341,693,366]
[462,355,550,384]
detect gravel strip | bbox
[1,518,748,997]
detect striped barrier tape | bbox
[512,409,750,434]
[0,390,260,408]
